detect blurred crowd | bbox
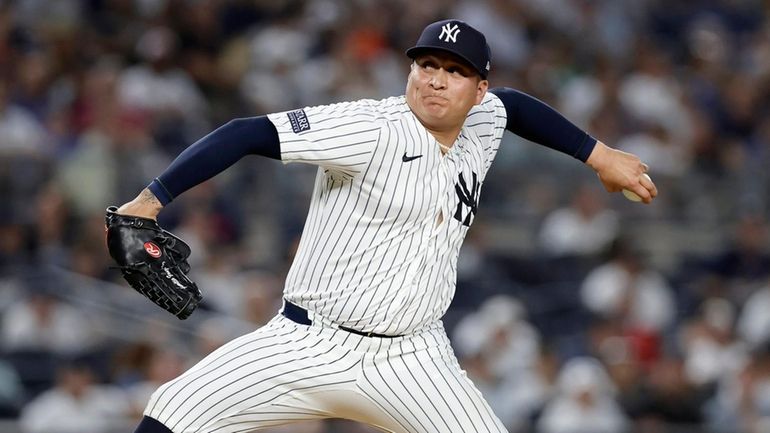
[1,0,770,432]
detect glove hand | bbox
[105,206,202,319]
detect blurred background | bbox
[0,0,769,432]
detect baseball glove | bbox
[105,206,202,319]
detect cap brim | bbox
[406,46,487,78]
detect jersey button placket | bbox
[430,157,454,237]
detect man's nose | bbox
[429,69,448,89]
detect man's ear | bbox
[475,80,489,104]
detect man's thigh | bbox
[145,316,361,433]
[356,330,508,433]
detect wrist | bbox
[116,189,163,220]
[148,178,174,206]
[585,141,609,172]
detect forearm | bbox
[489,87,657,202]
[148,116,281,205]
[489,87,596,161]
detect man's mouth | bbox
[424,95,447,104]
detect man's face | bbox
[405,51,488,133]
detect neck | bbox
[425,128,460,153]
[426,128,460,148]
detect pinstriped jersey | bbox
[266,93,507,335]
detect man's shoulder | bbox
[347,95,410,118]
[303,96,408,120]
[471,92,504,114]
[463,93,506,128]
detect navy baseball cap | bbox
[406,19,491,79]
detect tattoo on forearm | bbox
[139,189,160,206]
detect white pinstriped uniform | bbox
[275,94,505,336]
[145,93,510,432]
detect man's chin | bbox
[411,104,454,129]
[423,105,448,119]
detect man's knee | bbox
[134,415,174,433]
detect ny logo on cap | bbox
[439,22,460,43]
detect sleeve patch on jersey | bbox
[287,109,311,133]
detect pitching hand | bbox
[586,141,658,204]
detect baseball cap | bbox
[406,19,491,79]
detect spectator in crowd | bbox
[618,43,691,145]
[117,25,210,154]
[0,77,49,155]
[55,65,123,219]
[536,357,629,433]
[19,359,133,433]
[581,239,675,358]
[680,297,748,388]
[1,284,101,355]
[706,345,770,433]
[738,280,770,350]
[0,74,53,230]
[538,182,619,258]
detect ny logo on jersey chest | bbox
[454,172,479,227]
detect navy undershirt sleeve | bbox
[148,116,280,205]
[489,87,597,162]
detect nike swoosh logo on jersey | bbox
[402,153,423,162]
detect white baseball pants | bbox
[144,314,507,432]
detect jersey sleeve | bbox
[267,100,381,177]
[465,92,508,175]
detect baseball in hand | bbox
[622,173,652,202]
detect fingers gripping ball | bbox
[105,206,202,319]
[622,173,652,202]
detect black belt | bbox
[282,299,401,338]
